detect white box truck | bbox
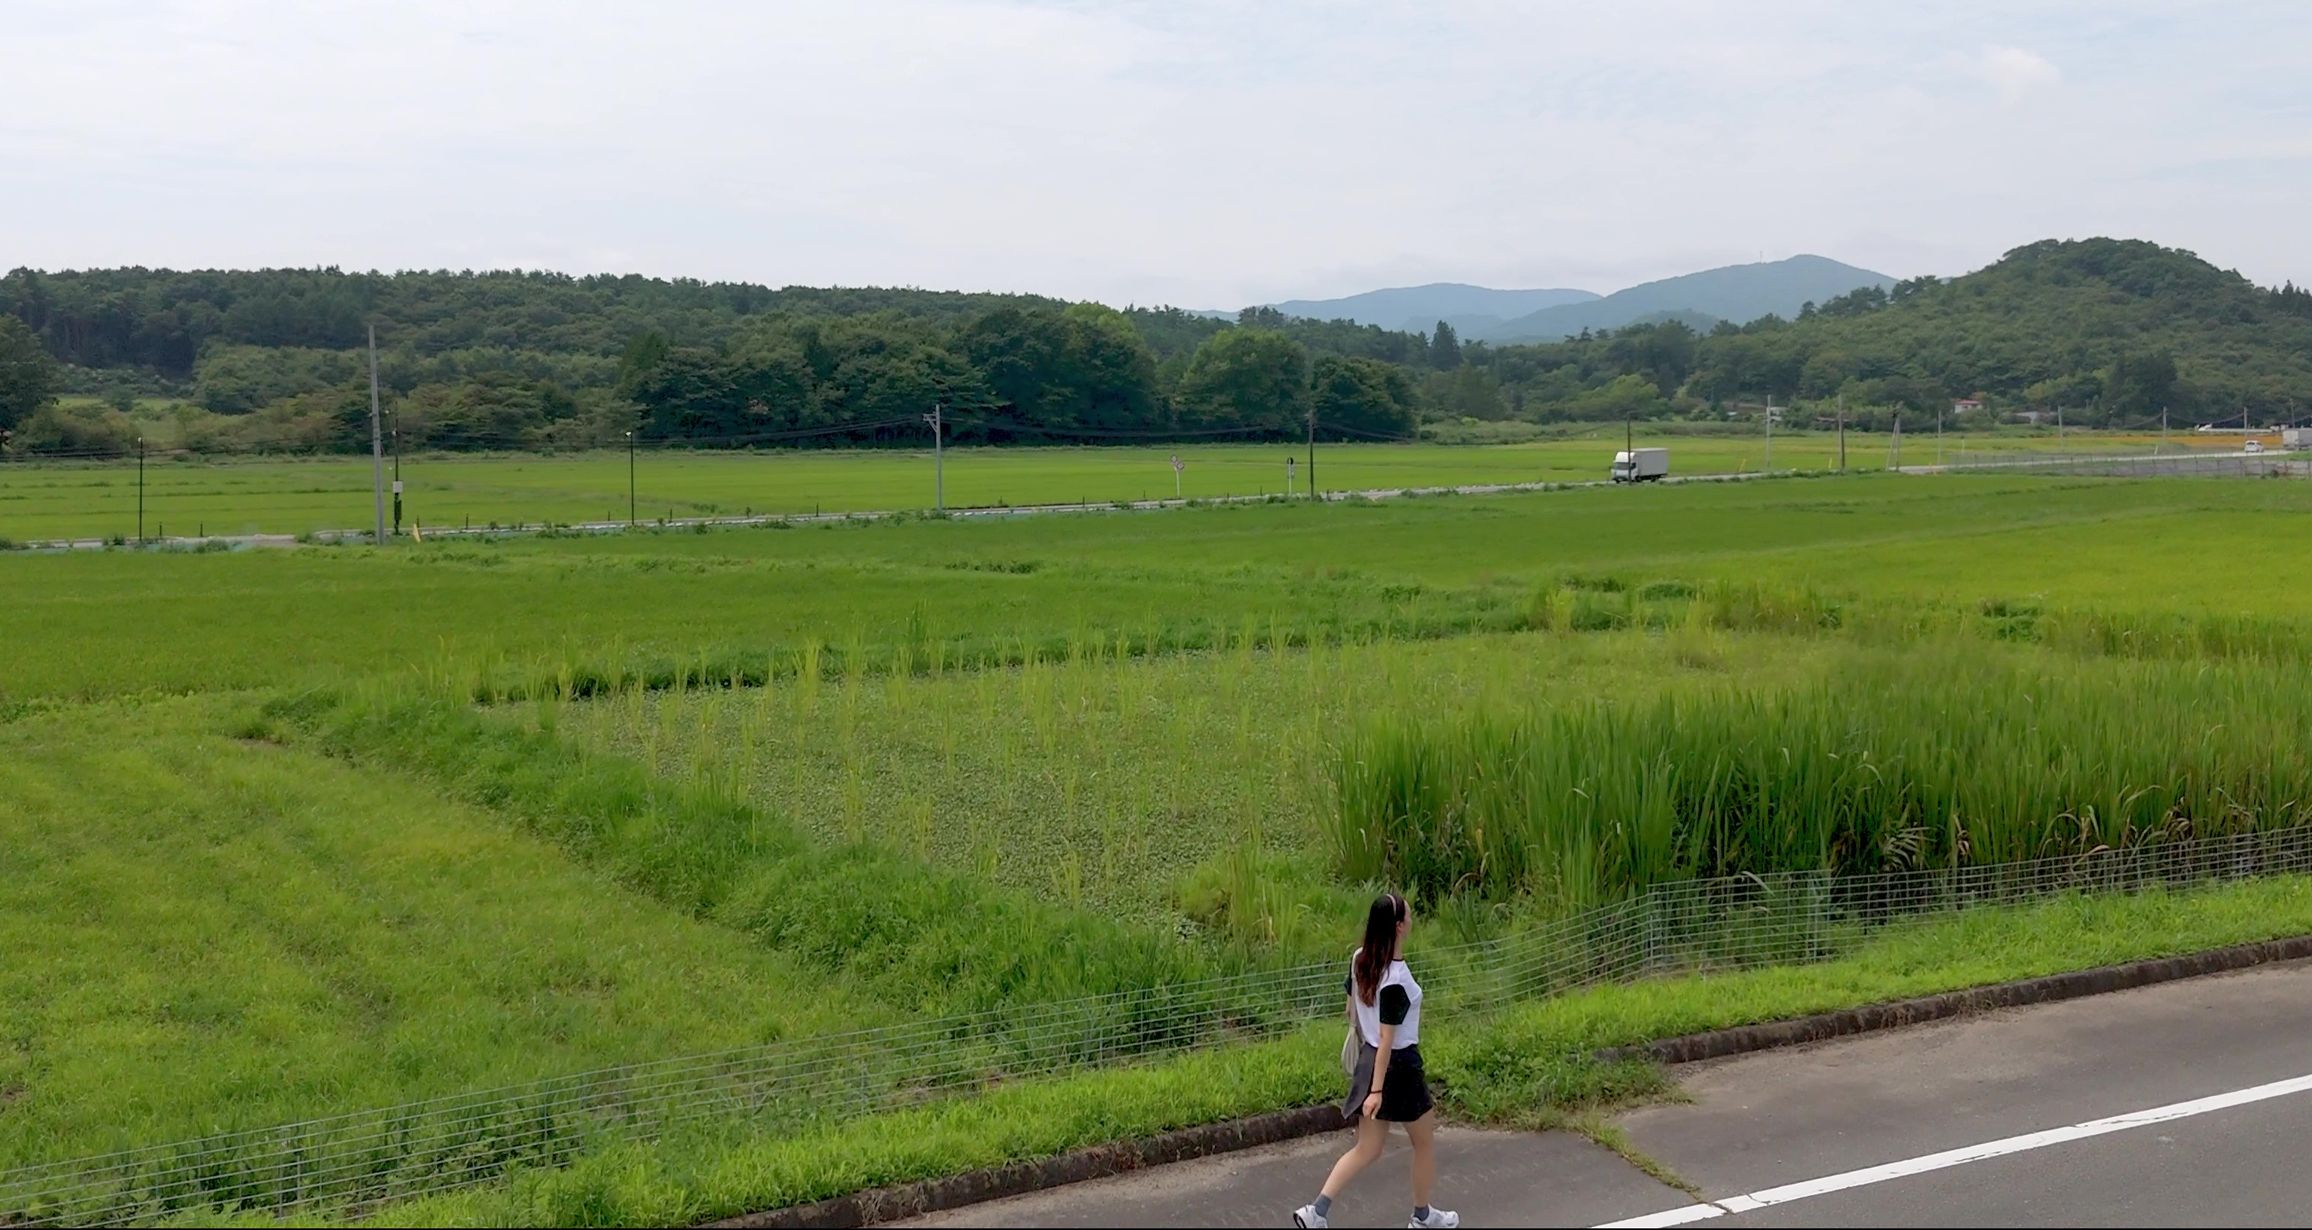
[1611,447,1669,483]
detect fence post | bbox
[1641,887,1660,975]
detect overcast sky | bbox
[8,0,2309,307]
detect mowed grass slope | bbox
[0,697,885,1167]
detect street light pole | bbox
[626,430,636,526]
[136,436,145,543]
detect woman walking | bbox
[1294,892,1458,1229]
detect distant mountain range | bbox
[1264,255,1895,343]
[1266,284,1597,336]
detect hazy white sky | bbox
[7,0,2309,306]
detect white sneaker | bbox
[1293,1204,1329,1228]
[1408,1209,1460,1229]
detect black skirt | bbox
[1343,1041,1433,1123]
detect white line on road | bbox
[1597,1071,2312,1227]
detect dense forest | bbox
[2,238,2308,457]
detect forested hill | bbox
[0,268,1082,376]
[1708,238,2312,417]
[0,239,2307,458]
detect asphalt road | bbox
[17,470,1767,551]
[904,960,2312,1228]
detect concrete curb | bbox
[704,935,2312,1227]
[1602,933,2312,1066]
[701,1105,1344,1229]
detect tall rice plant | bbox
[1331,645,2312,909]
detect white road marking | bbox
[1597,1071,2312,1227]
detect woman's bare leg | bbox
[1405,1111,1439,1207]
[1321,1114,1390,1197]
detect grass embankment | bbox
[0,697,889,1171]
[270,687,1243,1014]
[339,877,2312,1229]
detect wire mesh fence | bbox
[9,826,2312,1225]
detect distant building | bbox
[1952,398,1984,414]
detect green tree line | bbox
[4,238,2308,457]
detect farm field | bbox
[0,430,2255,543]
[9,463,2312,1225]
[10,473,2312,704]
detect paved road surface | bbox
[905,960,2312,1227]
[17,471,1766,552]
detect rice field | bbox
[0,430,2250,542]
[1332,645,2312,909]
[11,456,2312,1224]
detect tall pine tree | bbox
[1429,320,1462,369]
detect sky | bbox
[6,0,2309,308]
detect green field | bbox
[0,430,2249,542]
[9,462,2312,1225]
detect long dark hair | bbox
[1353,893,1407,1006]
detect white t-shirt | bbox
[1347,950,1422,1049]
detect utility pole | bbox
[367,324,385,545]
[391,402,403,538]
[1837,396,1847,471]
[924,401,945,513]
[625,429,636,525]
[1306,402,1317,501]
[1936,405,1944,467]
[2161,406,2168,455]
[2057,404,2064,441]
[1763,395,1773,472]
[1892,412,1902,470]
[136,436,145,543]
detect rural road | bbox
[12,469,1763,552]
[902,959,2312,1228]
[20,449,2291,554]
